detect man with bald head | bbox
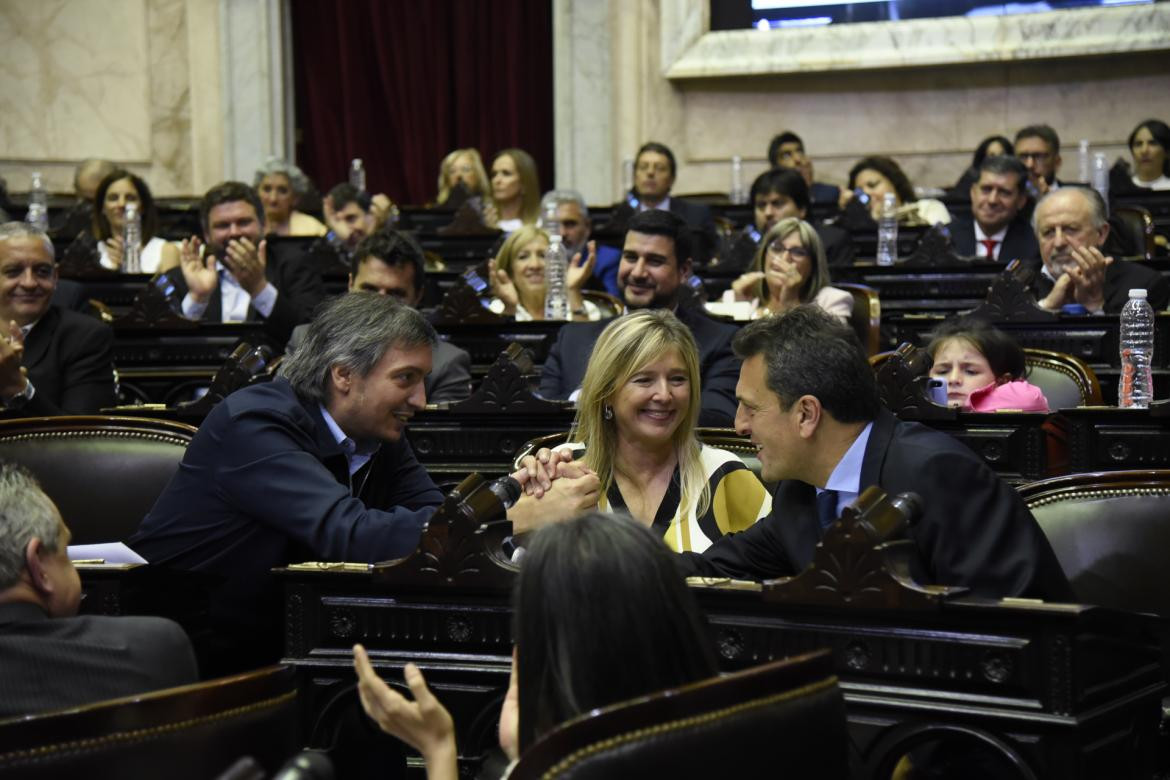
[1028,187,1168,314]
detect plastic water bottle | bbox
[876,192,898,266]
[730,155,745,204]
[26,171,48,232]
[543,234,569,321]
[349,158,366,192]
[123,201,142,273]
[1092,152,1109,214]
[1119,288,1154,408]
[1078,139,1091,183]
[622,157,635,202]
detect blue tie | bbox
[816,489,839,532]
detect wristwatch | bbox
[1,380,35,411]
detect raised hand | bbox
[179,237,218,303]
[488,258,519,315]
[353,645,458,780]
[730,271,765,301]
[222,238,269,297]
[103,236,125,270]
[567,240,597,291]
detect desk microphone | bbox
[889,492,923,529]
[487,475,522,510]
[271,750,334,780]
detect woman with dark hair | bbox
[729,217,851,322]
[926,317,1047,412]
[1128,119,1170,191]
[486,148,540,232]
[843,155,951,226]
[92,169,179,273]
[353,511,719,778]
[952,135,1014,194]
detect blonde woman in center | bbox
[554,309,770,552]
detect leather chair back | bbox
[1019,470,1170,617]
[1023,348,1102,408]
[0,416,196,545]
[837,283,882,357]
[0,666,297,780]
[509,649,847,779]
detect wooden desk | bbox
[277,486,1165,779]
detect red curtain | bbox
[290,0,553,206]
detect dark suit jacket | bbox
[129,379,443,651]
[162,241,325,348]
[678,409,1073,601]
[9,305,116,417]
[539,305,741,427]
[949,217,1039,264]
[668,198,719,265]
[1025,256,1170,313]
[287,323,472,403]
[0,602,197,719]
[810,181,841,206]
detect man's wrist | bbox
[1,379,34,410]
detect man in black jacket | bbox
[0,463,195,718]
[1027,187,1168,314]
[677,306,1073,601]
[948,155,1038,264]
[539,209,740,427]
[163,181,324,346]
[0,223,115,416]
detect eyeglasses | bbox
[1017,152,1051,162]
[766,241,811,261]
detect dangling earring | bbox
[603,405,613,420]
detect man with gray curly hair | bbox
[130,292,446,672]
[0,463,195,717]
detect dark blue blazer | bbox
[8,304,116,418]
[949,217,1039,264]
[678,409,1073,601]
[130,379,443,632]
[539,305,741,427]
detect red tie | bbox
[980,238,999,261]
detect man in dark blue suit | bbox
[539,209,740,427]
[948,155,1039,264]
[677,306,1072,601]
[625,142,719,265]
[163,181,324,348]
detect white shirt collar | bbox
[973,221,1009,244]
[817,421,874,517]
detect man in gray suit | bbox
[287,230,472,403]
[0,463,196,718]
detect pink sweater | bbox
[968,380,1050,412]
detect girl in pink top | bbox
[926,318,1049,412]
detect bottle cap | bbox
[1128,289,1148,298]
[1061,303,1089,315]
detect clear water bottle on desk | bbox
[1119,288,1154,408]
[27,171,49,232]
[123,201,142,273]
[543,234,569,321]
[876,192,898,266]
[349,158,366,192]
[1078,139,1091,183]
[1092,152,1109,211]
[730,155,745,205]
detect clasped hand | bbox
[1040,244,1112,313]
[0,320,28,399]
[179,236,269,301]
